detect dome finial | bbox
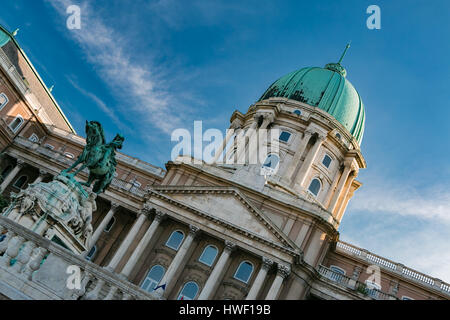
[338,42,351,65]
[12,28,19,37]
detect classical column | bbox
[198,240,236,300]
[120,210,166,277]
[335,171,357,220]
[156,225,200,297]
[212,120,241,164]
[296,135,326,187]
[327,161,353,213]
[265,264,290,300]
[284,130,313,182]
[244,113,279,164]
[106,209,148,271]
[246,257,273,300]
[33,169,48,184]
[0,159,25,193]
[87,203,120,251]
[323,166,343,208]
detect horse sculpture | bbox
[61,120,124,194]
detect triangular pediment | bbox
[148,186,297,251]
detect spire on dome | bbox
[324,43,351,77]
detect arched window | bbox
[308,178,321,196]
[86,245,96,261]
[328,265,346,283]
[13,175,28,189]
[330,265,346,275]
[322,154,332,168]
[104,217,116,232]
[177,281,199,300]
[199,245,218,266]
[141,265,165,292]
[279,131,291,142]
[335,133,341,140]
[234,261,254,283]
[166,230,184,251]
[0,93,8,110]
[262,154,279,171]
[293,109,301,116]
[9,115,24,133]
[29,133,39,143]
[1,165,12,179]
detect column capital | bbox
[154,210,166,222]
[38,169,48,176]
[277,264,291,279]
[16,159,26,167]
[140,203,154,216]
[230,118,243,130]
[224,240,236,252]
[261,257,274,271]
[188,224,200,236]
[303,130,314,138]
[110,202,120,210]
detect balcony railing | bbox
[0,215,160,300]
[336,241,450,296]
[317,265,397,300]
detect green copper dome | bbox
[0,26,11,47]
[259,62,365,145]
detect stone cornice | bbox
[147,186,302,259]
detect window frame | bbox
[307,178,322,197]
[0,93,8,110]
[233,260,254,284]
[64,152,75,159]
[322,154,333,169]
[86,245,96,261]
[330,265,346,275]
[198,245,219,267]
[13,175,28,189]
[279,131,292,143]
[29,133,39,143]
[44,144,55,150]
[104,216,116,233]
[177,281,199,300]
[261,153,280,172]
[165,230,185,251]
[8,114,24,133]
[141,265,165,293]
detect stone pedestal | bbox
[1,174,96,254]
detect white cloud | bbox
[46,0,184,134]
[348,176,450,224]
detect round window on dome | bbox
[293,109,302,116]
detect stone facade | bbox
[0,28,448,300]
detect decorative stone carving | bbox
[262,257,274,271]
[189,225,200,236]
[277,264,291,279]
[224,240,236,252]
[2,174,96,253]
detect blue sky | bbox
[1,1,449,282]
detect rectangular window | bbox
[29,133,39,143]
[8,114,24,133]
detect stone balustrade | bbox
[336,241,450,296]
[317,265,397,300]
[0,215,161,300]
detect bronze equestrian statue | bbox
[61,120,124,194]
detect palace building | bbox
[0,25,448,300]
